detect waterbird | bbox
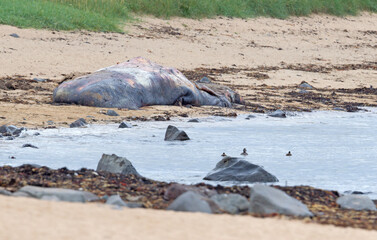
[221,152,227,157]
[286,151,292,156]
[240,148,248,156]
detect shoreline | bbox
[0,165,376,231]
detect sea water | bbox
[1,108,376,198]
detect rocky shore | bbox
[0,164,376,230]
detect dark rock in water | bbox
[249,185,313,217]
[0,125,10,135]
[163,183,217,201]
[96,153,141,177]
[164,125,190,141]
[345,105,360,112]
[14,185,99,202]
[22,144,38,149]
[197,77,211,83]
[53,57,243,109]
[298,81,313,89]
[203,157,278,183]
[336,195,376,211]
[167,191,213,213]
[188,118,200,123]
[118,121,132,128]
[69,118,87,128]
[268,110,286,118]
[245,114,256,120]
[333,107,344,111]
[210,193,249,214]
[5,136,14,140]
[10,33,20,38]
[33,132,41,136]
[106,110,119,116]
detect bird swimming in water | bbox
[240,148,248,156]
[286,151,292,156]
[221,152,227,157]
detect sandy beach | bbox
[1,195,376,240]
[1,13,377,238]
[1,13,376,127]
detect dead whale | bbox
[53,57,243,109]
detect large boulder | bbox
[164,125,190,141]
[203,157,278,183]
[210,193,249,214]
[249,185,313,217]
[336,195,377,211]
[96,153,141,176]
[167,191,213,213]
[14,186,99,203]
[53,57,243,109]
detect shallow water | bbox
[1,108,376,199]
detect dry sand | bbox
[1,13,377,127]
[1,195,376,240]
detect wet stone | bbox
[118,121,132,128]
[22,144,38,149]
[106,110,119,116]
[69,118,87,128]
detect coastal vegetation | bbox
[0,0,376,32]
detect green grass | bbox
[0,0,376,32]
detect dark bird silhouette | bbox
[241,148,248,156]
[286,151,292,156]
[221,152,227,157]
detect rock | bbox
[22,144,38,149]
[118,121,132,128]
[33,132,41,136]
[167,191,212,213]
[106,194,143,208]
[333,107,345,111]
[249,184,313,217]
[245,114,256,120]
[163,183,217,201]
[41,195,61,201]
[106,110,119,116]
[15,185,99,202]
[46,120,55,125]
[0,125,11,135]
[197,77,211,83]
[96,153,141,176]
[268,110,286,118]
[204,157,278,183]
[10,33,20,38]
[5,136,14,140]
[336,195,377,211]
[298,81,313,89]
[33,78,47,82]
[164,125,190,141]
[299,89,308,94]
[0,187,12,196]
[210,193,249,214]
[188,118,200,123]
[69,118,87,128]
[106,194,129,207]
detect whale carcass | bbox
[53,57,243,109]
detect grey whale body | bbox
[53,57,243,109]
